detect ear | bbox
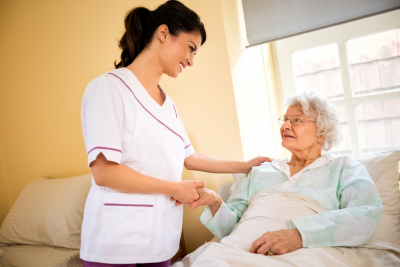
[317,134,325,144]
[157,24,169,43]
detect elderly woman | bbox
[189,92,382,258]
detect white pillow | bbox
[358,150,400,249]
[0,173,92,249]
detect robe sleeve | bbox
[200,172,252,239]
[289,159,383,247]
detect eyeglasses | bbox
[278,116,316,126]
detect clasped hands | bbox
[170,155,272,208]
[169,182,221,210]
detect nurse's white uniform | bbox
[80,68,194,264]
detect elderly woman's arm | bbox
[288,161,383,248]
[197,175,252,239]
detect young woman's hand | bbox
[244,156,273,173]
[170,180,205,205]
[189,187,222,211]
[250,229,302,256]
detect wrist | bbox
[210,194,222,208]
[241,160,251,173]
[165,180,178,196]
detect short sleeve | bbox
[183,132,195,158]
[81,76,124,166]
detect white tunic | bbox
[80,68,194,263]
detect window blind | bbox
[242,0,400,46]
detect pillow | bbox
[358,150,400,249]
[0,173,92,249]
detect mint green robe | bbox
[200,155,383,248]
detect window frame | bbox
[273,9,400,159]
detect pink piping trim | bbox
[173,104,177,118]
[185,143,192,149]
[108,73,184,143]
[104,203,153,207]
[88,146,121,155]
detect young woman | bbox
[80,1,270,266]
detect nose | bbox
[282,119,292,129]
[187,56,193,67]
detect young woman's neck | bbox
[126,47,163,92]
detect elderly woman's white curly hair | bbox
[285,91,342,151]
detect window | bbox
[274,10,400,159]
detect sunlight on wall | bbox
[221,0,279,160]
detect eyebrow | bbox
[284,114,304,117]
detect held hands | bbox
[250,229,303,256]
[170,180,205,205]
[189,187,222,211]
[170,186,222,212]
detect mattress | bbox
[0,245,82,267]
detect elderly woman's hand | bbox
[250,229,302,256]
[189,187,222,213]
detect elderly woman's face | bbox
[280,105,324,154]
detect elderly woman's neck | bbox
[288,151,322,176]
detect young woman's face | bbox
[161,31,202,78]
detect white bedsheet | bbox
[174,241,400,267]
[0,245,82,267]
[174,191,400,267]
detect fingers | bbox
[171,181,203,205]
[251,230,302,256]
[189,200,200,211]
[256,242,271,255]
[260,156,273,162]
[250,235,267,253]
[195,180,206,188]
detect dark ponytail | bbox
[115,0,206,68]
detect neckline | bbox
[123,68,168,108]
[272,154,330,179]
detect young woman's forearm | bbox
[93,161,173,194]
[91,153,204,204]
[184,152,271,174]
[184,152,249,173]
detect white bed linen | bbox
[174,191,400,267]
[0,245,82,267]
[174,241,400,267]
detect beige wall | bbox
[0,0,243,253]
[0,140,10,224]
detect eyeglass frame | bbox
[278,116,316,126]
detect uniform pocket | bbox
[100,192,154,244]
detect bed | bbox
[173,150,400,267]
[0,245,81,267]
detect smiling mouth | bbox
[179,62,186,72]
[283,134,295,138]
